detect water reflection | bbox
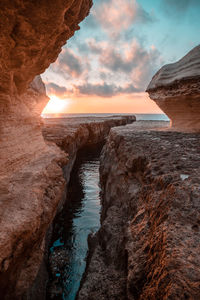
[47,151,101,300]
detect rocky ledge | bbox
[146,45,200,131]
[42,115,136,194]
[0,114,135,300]
[78,121,200,299]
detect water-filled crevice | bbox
[46,145,103,300]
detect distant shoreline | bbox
[42,113,169,121]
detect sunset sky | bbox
[42,0,200,114]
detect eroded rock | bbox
[0,1,92,298]
[146,45,200,131]
[78,121,200,299]
[43,115,135,298]
[0,0,92,95]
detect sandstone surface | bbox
[78,121,200,299]
[146,45,200,131]
[0,1,92,298]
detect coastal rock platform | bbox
[42,115,136,206]
[78,120,200,300]
[0,113,135,300]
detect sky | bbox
[42,0,200,114]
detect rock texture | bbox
[43,115,136,177]
[42,115,135,298]
[0,0,92,95]
[146,45,200,131]
[0,79,67,300]
[0,109,134,300]
[0,1,92,299]
[43,115,135,190]
[78,121,200,300]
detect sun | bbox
[42,95,70,114]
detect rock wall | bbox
[0,1,92,299]
[42,115,135,298]
[0,78,67,300]
[43,115,135,172]
[146,45,200,131]
[78,121,200,299]
[43,115,135,192]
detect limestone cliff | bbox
[146,45,200,131]
[78,121,200,299]
[0,1,92,299]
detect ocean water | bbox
[47,150,101,300]
[42,113,169,121]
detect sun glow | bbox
[42,95,70,114]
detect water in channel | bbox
[47,148,101,300]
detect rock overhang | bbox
[0,1,93,298]
[146,45,200,132]
[0,0,92,96]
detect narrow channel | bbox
[47,147,102,300]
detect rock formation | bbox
[42,115,136,298]
[0,1,92,299]
[0,0,92,95]
[42,115,136,196]
[78,121,200,299]
[146,45,200,131]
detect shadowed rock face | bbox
[146,45,200,131]
[0,1,92,299]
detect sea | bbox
[42,113,169,121]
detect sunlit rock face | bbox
[78,122,200,299]
[146,45,200,131]
[0,1,92,299]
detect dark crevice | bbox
[46,143,103,300]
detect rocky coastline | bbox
[17,115,136,300]
[78,121,200,299]
[0,0,200,298]
[43,115,136,188]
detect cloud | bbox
[46,82,72,98]
[74,82,141,97]
[98,40,162,89]
[46,47,91,84]
[58,49,83,77]
[43,0,162,100]
[45,38,162,99]
[87,38,105,55]
[94,0,155,37]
